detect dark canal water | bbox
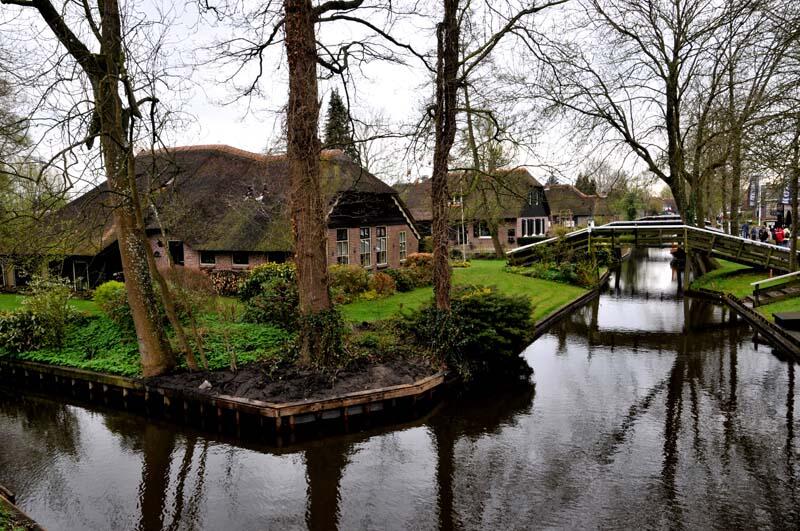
[2,248,799,530]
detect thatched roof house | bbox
[10,145,420,289]
[545,184,618,227]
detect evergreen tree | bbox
[575,172,598,195]
[545,171,559,185]
[323,89,358,161]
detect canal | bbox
[1,248,798,529]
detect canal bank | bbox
[3,247,799,530]
[0,278,604,439]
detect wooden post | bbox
[683,227,690,288]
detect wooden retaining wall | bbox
[532,268,613,340]
[687,287,800,361]
[0,486,44,531]
[0,358,448,441]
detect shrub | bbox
[385,268,417,292]
[404,285,533,381]
[209,269,249,296]
[23,275,79,347]
[418,236,433,253]
[403,252,434,287]
[329,264,370,298]
[238,262,296,301]
[161,266,216,317]
[296,308,347,371]
[242,276,299,330]
[94,281,134,333]
[451,260,471,268]
[0,311,48,353]
[369,272,396,297]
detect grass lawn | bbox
[758,298,800,321]
[690,260,768,298]
[0,293,99,314]
[340,259,587,323]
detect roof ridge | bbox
[139,144,348,163]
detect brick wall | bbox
[326,223,419,270]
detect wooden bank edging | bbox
[687,287,800,360]
[532,269,612,340]
[0,485,45,531]
[0,357,448,432]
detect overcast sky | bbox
[3,0,661,190]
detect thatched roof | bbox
[55,145,414,256]
[544,184,596,217]
[394,167,547,222]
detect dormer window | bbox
[449,195,463,207]
[528,189,541,206]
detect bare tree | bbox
[1,0,177,376]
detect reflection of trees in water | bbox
[304,438,351,531]
[0,391,82,503]
[427,381,536,530]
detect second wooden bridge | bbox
[507,220,799,272]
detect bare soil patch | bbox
[148,358,438,403]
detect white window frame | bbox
[475,221,492,239]
[521,217,547,237]
[376,226,388,266]
[399,231,407,262]
[200,251,216,266]
[336,229,349,265]
[232,251,250,266]
[359,227,371,267]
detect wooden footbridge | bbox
[507,220,799,272]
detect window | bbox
[376,227,387,266]
[453,224,468,245]
[507,228,516,244]
[473,221,491,238]
[336,229,349,265]
[449,195,463,207]
[359,227,371,267]
[232,252,249,266]
[399,231,407,261]
[527,188,542,206]
[168,241,184,265]
[200,251,216,265]
[521,218,546,237]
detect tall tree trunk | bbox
[790,119,799,271]
[721,166,729,233]
[284,0,334,364]
[97,0,175,376]
[730,128,743,237]
[431,0,460,311]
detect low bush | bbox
[418,236,433,253]
[242,276,299,330]
[0,311,48,353]
[403,252,434,287]
[451,260,471,268]
[238,262,296,301]
[403,285,533,381]
[209,269,249,296]
[385,267,417,292]
[161,266,216,317]
[23,275,79,347]
[369,271,396,297]
[329,264,370,302]
[94,280,134,333]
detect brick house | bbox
[4,145,419,289]
[395,167,551,255]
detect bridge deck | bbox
[507,222,798,272]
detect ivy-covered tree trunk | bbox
[790,119,799,271]
[284,0,334,365]
[11,0,177,376]
[95,0,175,376]
[431,0,460,311]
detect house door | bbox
[73,261,89,291]
[169,241,185,265]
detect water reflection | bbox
[1,248,799,529]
